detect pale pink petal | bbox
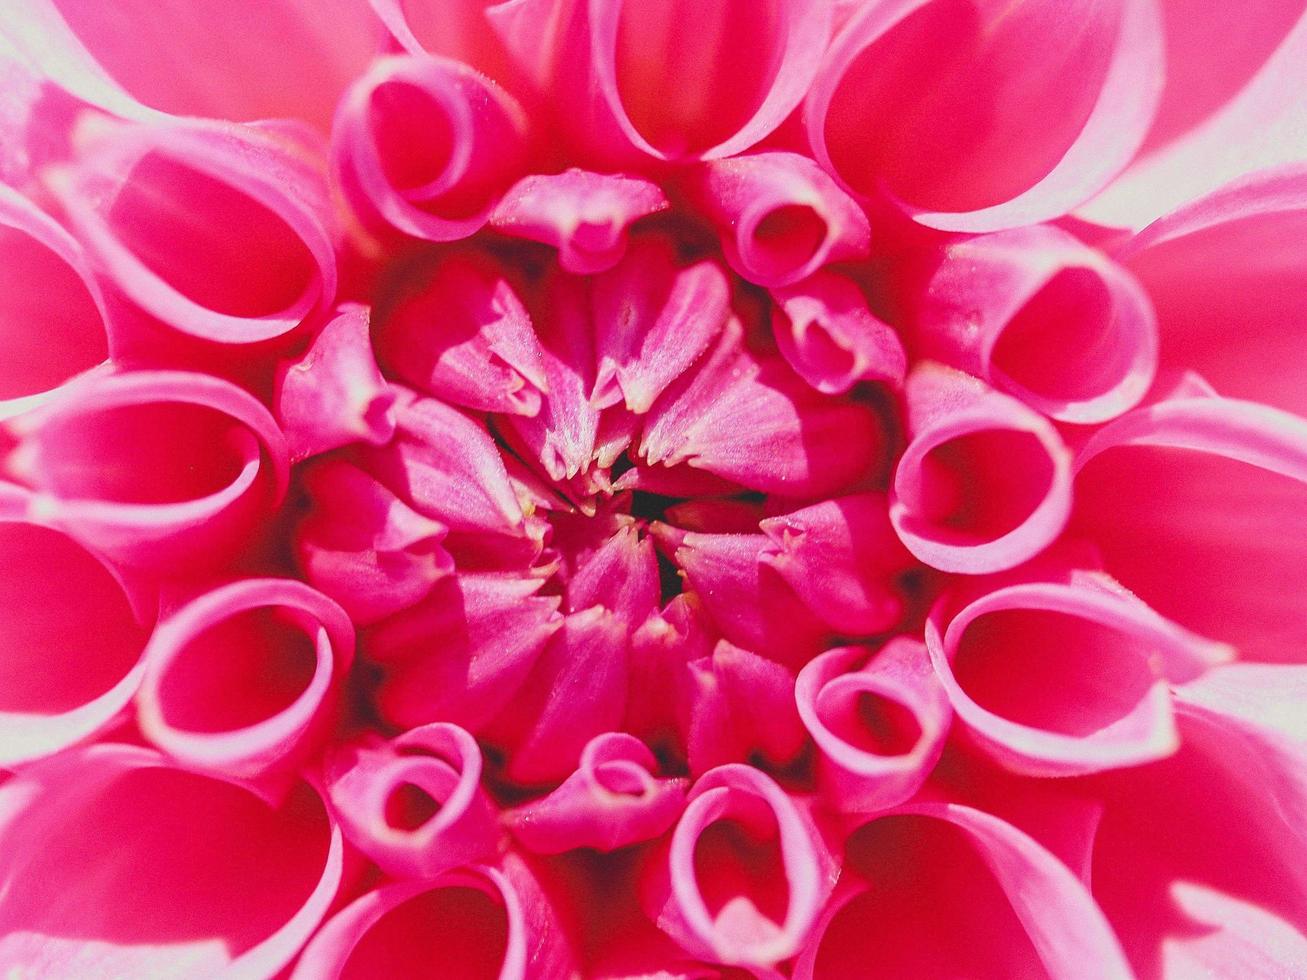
[683,152,871,288]
[136,578,354,779]
[275,304,396,462]
[770,270,905,395]
[491,169,668,274]
[908,224,1157,423]
[291,855,577,980]
[370,0,512,79]
[643,764,838,968]
[3,369,288,570]
[795,638,950,813]
[294,459,452,625]
[889,363,1073,573]
[505,732,688,853]
[333,53,528,242]
[0,744,342,979]
[806,0,1164,231]
[325,721,499,878]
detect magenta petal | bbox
[626,593,717,750]
[275,304,396,462]
[684,152,871,288]
[505,732,688,853]
[770,270,906,395]
[4,369,288,570]
[136,578,354,779]
[294,459,452,625]
[326,721,499,878]
[795,638,950,813]
[644,764,838,967]
[370,0,512,78]
[333,53,528,242]
[291,855,577,980]
[492,169,669,274]
[566,520,659,628]
[889,363,1073,573]
[909,224,1157,422]
[0,744,342,979]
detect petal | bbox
[370,0,512,78]
[626,593,717,752]
[566,521,659,628]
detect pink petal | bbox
[370,0,512,79]
[795,638,951,813]
[770,270,906,395]
[491,169,669,274]
[294,459,452,625]
[925,566,1232,776]
[683,152,870,289]
[806,0,1164,231]
[908,224,1157,423]
[136,578,354,779]
[274,304,396,462]
[626,593,717,752]
[889,363,1073,573]
[0,744,342,979]
[291,855,577,980]
[505,731,689,853]
[332,53,528,242]
[566,520,659,628]
[643,764,838,967]
[760,493,912,635]
[325,721,499,878]
[3,369,288,570]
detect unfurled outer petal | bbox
[0,744,342,979]
[294,459,452,625]
[795,638,950,813]
[275,304,396,462]
[0,184,109,410]
[683,152,870,288]
[889,363,1073,573]
[908,224,1157,423]
[760,493,912,636]
[794,804,1132,979]
[333,53,528,242]
[0,515,153,766]
[770,271,905,395]
[50,117,337,344]
[590,236,731,413]
[492,169,668,274]
[373,251,548,416]
[643,764,838,968]
[136,578,355,780]
[806,0,1164,231]
[505,732,688,853]
[325,722,499,878]
[925,567,1232,776]
[291,855,577,980]
[3,369,288,570]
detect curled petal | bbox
[925,568,1232,776]
[909,224,1157,423]
[889,363,1073,573]
[770,270,905,395]
[4,369,288,570]
[326,722,499,878]
[684,152,870,288]
[275,304,396,462]
[137,578,355,779]
[294,459,452,625]
[373,251,548,416]
[0,744,342,979]
[644,764,838,968]
[505,732,688,853]
[370,0,512,77]
[51,117,337,344]
[291,856,576,980]
[760,492,912,635]
[0,516,153,765]
[806,0,1164,231]
[795,638,951,813]
[492,169,668,274]
[333,53,528,242]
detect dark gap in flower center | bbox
[384,782,442,831]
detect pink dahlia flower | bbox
[1,0,1306,976]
